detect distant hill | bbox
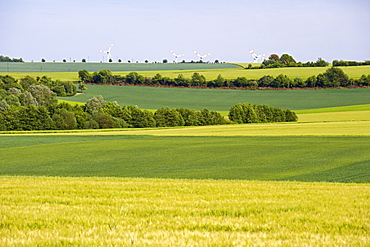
[0,62,240,73]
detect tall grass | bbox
[1,177,368,246]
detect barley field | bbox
[1,177,369,246]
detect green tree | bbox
[322,67,349,87]
[174,74,190,87]
[93,113,117,128]
[78,70,92,83]
[52,108,77,130]
[175,108,200,126]
[19,76,36,91]
[280,54,297,66]
[274,74,292,88]
[315,58,329,67]
[17,105,53,130]
[213,74,225,87]
[27,84,57,107]
[79,81,87,93]
[87,95,105,115]
[154,107,184,127]
[0,100,10,112]
[258,75,274,87]
[191,72,206,87]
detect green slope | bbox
[60,85,370,111]
[1,135,369,182]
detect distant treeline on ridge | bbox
[78,68,370,89]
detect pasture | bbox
[1,177,369,246]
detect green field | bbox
[59,85,370,111]
[1,134,369,182]
[0,62,240,73]
[1,177,368,246]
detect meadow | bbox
[1,177,369,246]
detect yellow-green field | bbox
[2,65,370,81]
[1,177,369,246]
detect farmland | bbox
[1,177,369,246]
[0,62,241,73]
[1,63,370,246]
[1,134,369,182]
[59,84,370,111]
[1,63,369,81]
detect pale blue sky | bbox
[1,0,369,63]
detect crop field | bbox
[1,65,370,246]
[1,64,369,82]
[59,85,370,111]
[1,177,369,246]
[1,132,370,182]
[0,62,241,73]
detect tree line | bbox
[0,75,297,131]
[332,60,370,67]
[0,55,24,63]
[248,54,370,69]
[257,54,330,69]
[79,67,370,89]
[0,75,76,97]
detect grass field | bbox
[59,85,370,111]
[1,177,368,246]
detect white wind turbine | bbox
[170,50,186,63]
[193,50,211,61]
[249,49,265,63]
[100,43,114,62]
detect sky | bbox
[1,0,369,63]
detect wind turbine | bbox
[170,50,185,63]
[193,50,211,61]
[100,43,114,62]
[249,49,265,63]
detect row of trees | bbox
[79,68,370,89]
[255,54,330,69]
[229,103,297,123]
[0,75,76,97]
[252,54,370,69]
[0,75,297,130]
[332,60,370,67]
[0,97,296,131]
[0,55,24,63]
